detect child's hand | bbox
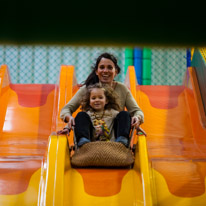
[95,125,103,135]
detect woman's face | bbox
[95,58,118,85]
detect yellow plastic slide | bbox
[0,64,206,206]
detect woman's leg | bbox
[114,111,131,147]
[74,112,93,147]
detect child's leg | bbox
[114,111,131,147]
[74,112,93,147]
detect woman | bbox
[59,52,144,147]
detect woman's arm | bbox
[126,91,144,128]
[125,90,144,124]
[60,86,86,122]
[115,82,144,128]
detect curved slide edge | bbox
[127,66,154,206]
[0,65,11,91]
[55,65,76,132]
[0,65,11,132]
[184,66,206,155]
[133,134,154,206]
[38,65,76,205]
[38,134,70,206]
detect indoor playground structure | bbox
[0,48,206,206]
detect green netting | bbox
[151,47,186,85]
[0,45,187,85]
[0,46,125,84]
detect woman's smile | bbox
[95,58,117,85]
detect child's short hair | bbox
[81,83,121,111]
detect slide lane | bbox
[38,66,149,206]
[38,132,149,206]
[0,65,87,206]
[133,66,206,205]
[0,65,59,205]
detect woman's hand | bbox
[65,115,75,129]
[57,115,75,135]
[57,128,70,135]
[131,116,141,129]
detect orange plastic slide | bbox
[0,64,61,205]
[134,66,206,205]
[0,64,206,206]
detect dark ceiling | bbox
[1,0,205,47]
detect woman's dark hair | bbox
[84,53,121,87]
[81,83,121,112]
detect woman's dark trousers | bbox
[114,111,131,147]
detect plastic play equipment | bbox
[142,48,151,85]
[0,51,206,205]
[133,47,152,85]
[124,48,133,76]
[134,47,142,85]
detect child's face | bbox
[89,88,107,112]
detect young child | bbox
[74,83,121,147]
